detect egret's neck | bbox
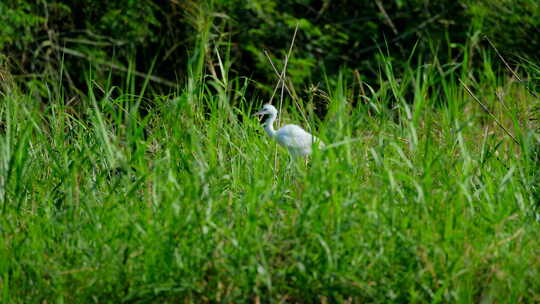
[263,113,277,138]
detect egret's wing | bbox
[275,125,309,147]
[276,125,324,156]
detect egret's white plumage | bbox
[255,104,324,157]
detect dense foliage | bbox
[1,0,539,95]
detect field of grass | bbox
[1,51,540,303]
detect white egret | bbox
[254,104,325,157]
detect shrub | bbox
[0,0,537,95]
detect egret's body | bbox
[255,104,324,157]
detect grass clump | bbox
[0,52,539,303]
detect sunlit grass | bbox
[0,54,539,302]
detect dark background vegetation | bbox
[1,0,539,99]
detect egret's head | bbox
[254,104,278,117]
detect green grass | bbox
[0,53,539,303]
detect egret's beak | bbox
[254,110,266,116]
